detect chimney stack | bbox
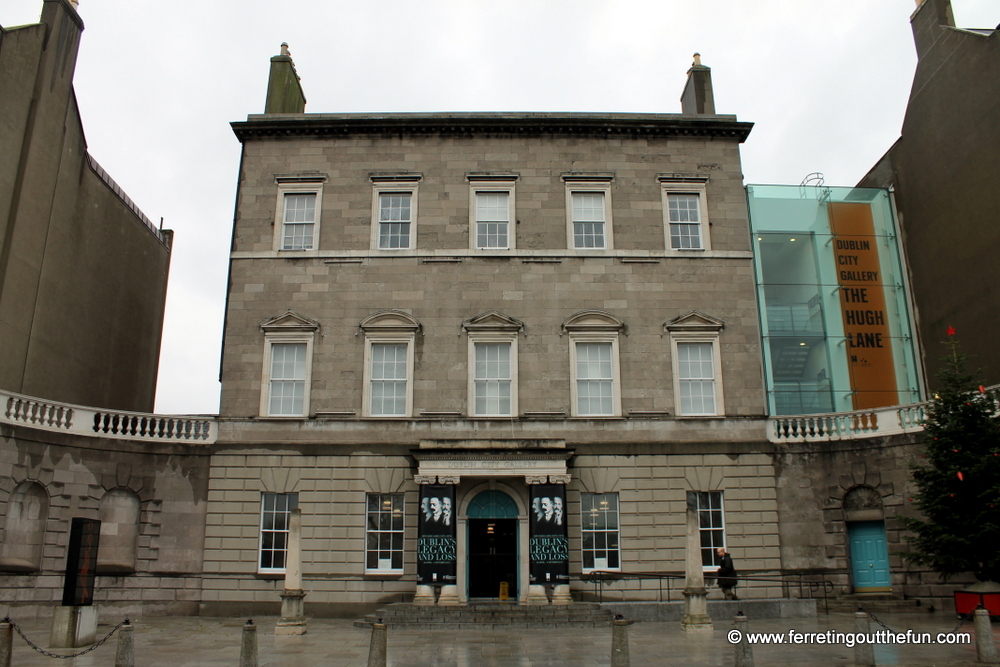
[910,0,956,61]
[264,42,306,114]
[680,53,716,115]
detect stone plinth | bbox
[276,590,307,635]
[50,605,99,648]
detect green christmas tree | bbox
[900,329,1000,582]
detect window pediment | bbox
[664,310,725,333]
[462,311,525,334]
[562,310,626,335]
[260,310,320,333]
[359,309,421,333]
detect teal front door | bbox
[848,520,891,591]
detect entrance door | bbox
[468,519,518,599]
[848,520,891,591]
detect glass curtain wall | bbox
[747,184,920,416]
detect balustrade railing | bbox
[2,389,216,444]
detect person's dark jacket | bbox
[716,553,737,589]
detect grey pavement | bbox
[2,611,995,666]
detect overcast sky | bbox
[3,1,998,415]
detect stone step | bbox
[826,595,928,614]
[354,602,615,629]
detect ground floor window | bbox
[259,492,297,573]
[581,492,619,571]
[695,491,725,568]
[366,493,404,572]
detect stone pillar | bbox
[611,617,632,667]
[681,491,713,632]
[853,610,875,667]
[975,606,999,664]
[416,479,459,605]
[733,613,754,667]
[240,620,258,667]
[0,619,12,667]
[276,509,307,635]
[435,476,462,606]
[114,620,134,667]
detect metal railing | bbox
[2,389,217,444]
[581,570,835,614]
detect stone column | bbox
[549,474,574,605]
[681,491,713,632]
[412,475,437,606]
[526,475,551,605]
[276,509,307,635]
[436,476,462,606]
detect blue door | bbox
[848,521,891,591]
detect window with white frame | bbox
[259,311,318,418]
[693,490,726,569]
[660,180,710,252]
[564,178,614,250]
[581,492,620,571]
[564,311,625,418]
[366,493,404,573]
[274,177,324,251]
[677,342,717,415]
[371,178,420,250]
[666,311,725,417]
[360,310,420,418]
[259,492,297,573]
[468,176,516,250]
[368,343,409,416]
[473,341,513,416]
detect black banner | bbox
[62,518,100,606]
[417,484,456,585]
[529,484,568,584]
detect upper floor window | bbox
[463,311,524,418]
[360,310,421,417]
[660,178,710,252]
[563,175,614,250]
[371,175,421,250]
[563,310,625,417]
[259,311,320,418]
[468,175,517,251]
[274,175,325,251]
[665,311,725,417]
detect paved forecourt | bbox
[0,611,993,666]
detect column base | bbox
[526,584,550,605]
[681,587,713,632]
[276,590,307,635]
[551,584,573,605]
[437,584,462,606]
[413,584,436,606]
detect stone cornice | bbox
[231,112,753,143]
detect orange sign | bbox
[828,202,898,410]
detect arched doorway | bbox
[466,490,519,600]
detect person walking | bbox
[716,547,738,600]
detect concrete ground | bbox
[1,610,995,666]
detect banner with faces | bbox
[529,484,569,585]
[417,484,456,585]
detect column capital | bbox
[436,475,461,485]
[413,475,437,485]
[549,475,571,485]
[525,475,549,485]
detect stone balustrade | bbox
[2,389,216,444]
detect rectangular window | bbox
[581,492,620,571]
[695,491,726,568]
[269,343,307,416]
[366,493,404,572]
[576,342,614,416]
[668,193,702,249]
[474,342,512,416]
[572,192,607,249]
[678,342,716,415]
[259,492,297,572]
[475,192,510,249]
[370,343,408,416]
[282,193,316,250]
[378,193,412,249]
